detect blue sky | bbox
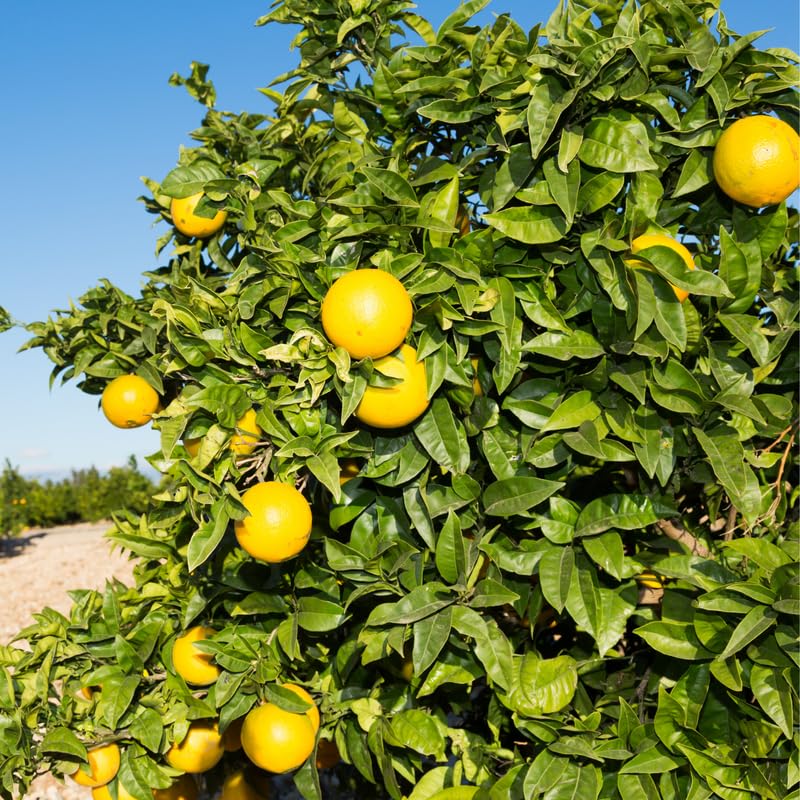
[0,1,797,478]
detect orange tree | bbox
[2,1,798,799]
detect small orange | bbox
[338,458,361,485]
[171,192,227,238]
[70,743,121,788]
[101,375,160,429]
[321,269,412,359]
[230,408,262,455]
[91,782,137,800]
[152,775,199,800]
[220,770,271,800]
[315,738,340,770]
[355,344,429,429]
[165,721,224,773]
[713,115,799,207]
[470,356,483,397]
[627,233,696,303]
[240,703,316,774]
[172,626,220,686]
[222,716,244,752]
[234,481,313,563]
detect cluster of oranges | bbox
[626,114,798,302]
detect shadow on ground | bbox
[0,531,49,558]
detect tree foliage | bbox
[0,458,156,539]
[2,1,798,799]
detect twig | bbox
[655,519,712,558]
[762,425,793,454]
[724,504,738,541]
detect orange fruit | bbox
[171,192,228,238]
[172,626,220,686]
[101,375,160,429]
[165,721,224,773]
[70,743,120,787]
[91,784,133,800]
[355,344,429,429]
[339,458,361,485]
[221,770,271,800]
[315,738,340,770]
[91,782,137,800]
[712,115,799,207]
[152,775,199,800]
[627,233,696,303]
[185,409,261,458]
[470,356,483,397]
[240,703,316,774]
[229,408,262,455]
[222,716,244,752]
[321,269,412,359]
[282,684,320,733]
[234,481,312,563]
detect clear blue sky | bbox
[1,1,797,478]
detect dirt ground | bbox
[1,521,134,800]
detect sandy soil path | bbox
[1,521,134,800]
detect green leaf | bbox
[543,157,580,227]
[367,585,453,626]
[483,477,564,517]
[40,728,87,759]
[415,398,470,474]
[161,161,226,198]
[540,391,601,434]
[297,597,346,632]
[484,205,568,245]
[187,501,230,571]
[579,115,658,173]
[693,426,762,525]
[635,622,714,660]
[434,511,466,585]
[510,653,578,716]
[619,748,685,774]
[750,664,793,738]
[527,77,579,161]
[538,546,574,613]
[576,494,660,537]
[525,330,605,360]
[412,609,453,677]
[719,605,777,659]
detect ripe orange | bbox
[91,782,137,800]
[222,716,244,752]
[321,269,412,359]
[172,626,220,686]
[355,344,429,429]
[339,458,361,484]
[713,115,799,207]
[152,775,199,800]
[470,356,483,397]
[282,684,320,733]
[220,769,271,800]
[171,193,228,238]
[165,721,224,773]
[627,233,696,303]
[229,408,262,455]
[101,375,160,429]
[70,743,120,787]
[234,481,312,563]
[315,738,340,770]
[240,703,316,774]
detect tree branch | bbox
[656,519,712,559]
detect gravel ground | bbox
[1,521,134,800]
